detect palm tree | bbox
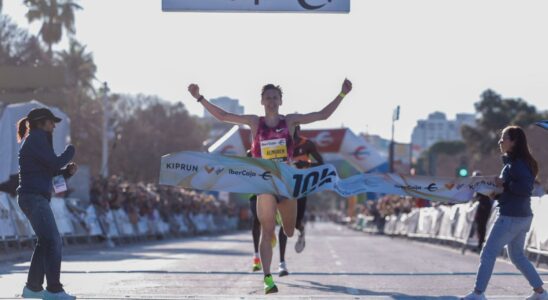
[54,38,96,121]
[24,0,82,57]
[56,38,96,92]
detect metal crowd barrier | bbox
[0,192,239,251]
[353,196,548,264]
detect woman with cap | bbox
[16,107,78,300]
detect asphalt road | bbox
[1,222,546,299]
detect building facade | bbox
[411,111,475,158]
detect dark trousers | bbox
[18,193,64,293]
[475,198,493,251]
[476,209,491,250]
[295,197,307,231]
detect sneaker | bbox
[526,290,548,300]
[461,291,486,300]
[263,274,278,294]
[295,229,306,253]
[21,286,44,299]
[278,261,289,277]
[252,257,262,272]
[43,290,76,300]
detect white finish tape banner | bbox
[159,151,507,203]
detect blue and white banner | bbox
[163,0,350,13]
[159,151,506,203]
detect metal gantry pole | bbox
[101,82,110,179]
[389,105,400,173]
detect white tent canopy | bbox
[0,100,71,184]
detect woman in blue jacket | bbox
[462,126,547,300]
[16,108,78,300]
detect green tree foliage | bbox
[415,141,466,176]
[1,10,209,182]
[24,0,82,57]
[55,38,96,92]
[429,140,466,156]
[462,89,543,156]
[0,15,49,66]
[109,97,209,182]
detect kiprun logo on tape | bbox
[165,162,199,172]
[162,0,350,13]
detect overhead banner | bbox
[162,0,350,13]
[159,151,503,204]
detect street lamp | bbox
[100,82,110,179]
[389,105,400,173]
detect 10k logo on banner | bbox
[292,166,337,197]
[163,0,350,13]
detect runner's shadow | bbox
[139,247,248,256]
[286,280,460,299]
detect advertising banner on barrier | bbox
[0,192,17,238]
[159,151,504,203]
[50,197,74,235]
[163,0,350,13]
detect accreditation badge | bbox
[260,138,288,161]
[52,175,68,194]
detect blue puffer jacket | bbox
[17,129,75,200]
[497,155,534,217]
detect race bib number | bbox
[52,175,68,194]
[260,138,288,161]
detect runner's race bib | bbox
[52,175,68,194]
[260,138,288,162]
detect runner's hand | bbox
[188,84,201,99]
[341,78,352,94]
[67,162,78,176]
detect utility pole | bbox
[101,82,110,179]
[389,105,400,173]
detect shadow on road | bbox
[287,280,461,299]
[0,247,249,276]
[2,269,541,276]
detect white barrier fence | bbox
[0,192,239,248]
[353,195,548,264]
